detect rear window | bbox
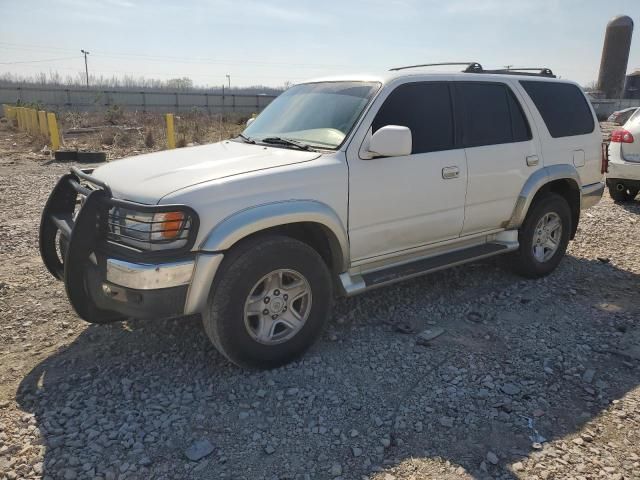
[520,81,594,138]
[624,108,640,127]
[454,82,532,147]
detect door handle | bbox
[526,155,539,167]
[442,166,459,179]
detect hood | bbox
[91,140,321,204]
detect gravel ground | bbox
[1,122,639,480]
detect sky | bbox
[1,0,639,88]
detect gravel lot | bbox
[1,122,639,480]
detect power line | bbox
[0,41,383,70]
[0,62,307,81]
[0,56,78,65]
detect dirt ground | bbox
[0,119,639,480]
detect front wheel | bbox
[511,193,571,278]
[202,235,333,368]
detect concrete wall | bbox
[590,98,640,119]
[0,85,277,114]
[4,84,639,122]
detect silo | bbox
[596,15,634,99]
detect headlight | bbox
[108,207,194,251]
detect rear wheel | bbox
[511,193,571,278]
[608,182,638,203]
[202,235,333,368]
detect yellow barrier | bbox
[2,104,15,120]
[16,107,24,130]
[165,113,176,149]
[47,112,60,151]
[29,108,39,135]
[38,110,49,136]
[23,108,31,133]
[4,105,16,121]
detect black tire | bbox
[202,235,333,368]
[511,193,571,278]
[608,182,638,203]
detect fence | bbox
[590,98,640,119]
[0,85,277,114]
[5,84,639,120]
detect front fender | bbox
[506,164,581,229]
[199,200,350,271]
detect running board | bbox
[340,242,516,295]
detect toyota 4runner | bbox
[39,62,605,368]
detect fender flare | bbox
[199,200,350,271]
[506,164,581,229]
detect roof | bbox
[300,69,567,87]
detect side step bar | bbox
[340,242,516,295]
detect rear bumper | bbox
[39,169,222,322]
[581,181,605,210]
[607,159,640,181]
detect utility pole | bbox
[226,74,231,89]
[81,49,90,87]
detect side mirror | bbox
[246,117,255,127]
[367,125,412,158]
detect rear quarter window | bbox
[520,81,595,138]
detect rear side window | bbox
[454,82,532,147]
[520,81,595,137]
[372,82,454,154]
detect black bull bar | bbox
[39,168,124,323]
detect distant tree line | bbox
[0,71,285,95]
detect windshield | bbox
[243,81,380,149]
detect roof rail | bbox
[388,62,556,78]
[389,62,483,72]
[474,67,556,78]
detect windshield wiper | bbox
[260,136,314,151]
[238,133,256,144]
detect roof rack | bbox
[389,62,483,72]
[479,67,556,78]
[388,62,555,78]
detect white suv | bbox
[607,108,640,202]
[39,63,605,368]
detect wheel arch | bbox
[199,200,349,273]
[507,165,581,238]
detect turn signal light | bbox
[155,211,185,239]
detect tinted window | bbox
[520,81,594,138]
[455,82,531,147]
[507,89,532,142]
[372,82,453,154]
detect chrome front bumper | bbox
[581,181,605,210]
[105,253,224,315]
[106,258,195,289]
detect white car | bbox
[39,63,604,368]
[607,108,640,202]
[607,107,639,125]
